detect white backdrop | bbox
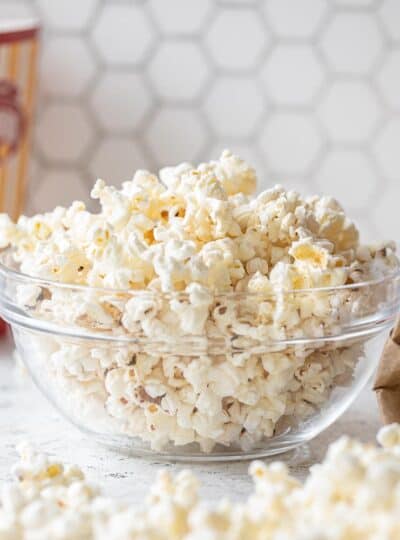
[2,0,400,243]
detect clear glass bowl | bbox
[0,249,399,461]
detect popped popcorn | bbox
[2,425,400,539]
[0,150,398,454]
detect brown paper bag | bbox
[373,316,400,424]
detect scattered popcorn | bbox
[377,423,400,448]
[0,150,398,453]
[1,426,400,539]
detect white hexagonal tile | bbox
[316,151,377,211]
[37,0,97,30]
[259,114,322,175]
[91,73,151,133]
[144,108,207,166]
[90,139,148,185]
[321,13,383,75]
[148,42,209,102]
[218,0,259,3]
[377,51,400,110]
[335,0,374,5]
[373,183,400,239]
[261,45,324,105]
[354,215,379,244]
[204,78,264,137]
[279,179,316,198]
[40,37,96,98]
[148,0,212,35]
[31,170,90,212]
[318,82,381,143]
[265,0,327,38]
[205,9,267,71]
[380,0,400,42]
[374,119,400,182]
[0,1,36,18]
[92,4,154,65]
[36,105,93,162]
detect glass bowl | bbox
[0,249,399,461]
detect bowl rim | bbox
[1,251,399,345]
[0,248,399,298]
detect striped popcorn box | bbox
[0,19,40,220]
[0,19,40,336]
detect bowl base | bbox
[80,429,314,462]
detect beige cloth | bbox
[373,316,400,424]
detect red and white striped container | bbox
[0,19,40,336]
[0,18,40,220]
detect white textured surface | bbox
[0,336,381,504]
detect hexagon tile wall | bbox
[2,0,400,241]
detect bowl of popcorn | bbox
[0,150,398,460]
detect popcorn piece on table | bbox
[0,426,400,539]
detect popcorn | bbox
[0,150,398,454]
[377,423,400,449]
[1,427,400,539]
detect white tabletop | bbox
[0,333,382,503]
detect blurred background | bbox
[1,0,399,242]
